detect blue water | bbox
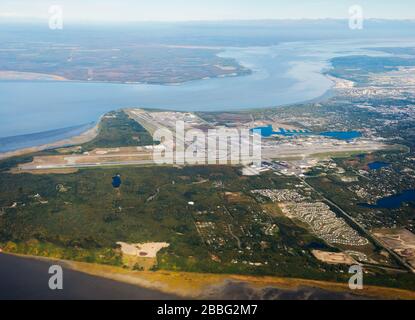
[359,190,415,209]
[0,253,178,299]
[0,45,333,139]
[112,175,122,188]
[253,126,312,137]
[0,39,412,152]
[254,126,273,137]
[0,122,95,153]
[368,161,390,170]
[319,131,362,140]
[0,41,344,152]
[253,125,361,140]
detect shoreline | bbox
[0,43,338,156]
[0,78,336,161]
[0,47,339,160]
[2,252,415,300]
[0,44,252,86]
[0,252,180,300]
[0,120,100,160]
[0,61,251,86]
[0,71,68,81]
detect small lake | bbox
[319,131,362,140]
[112,175,122,188]
[359,190,415,209]
[368,161,390,170]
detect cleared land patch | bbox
[373,229,415,272]
[312,250,357,265]
[117,242,170,270]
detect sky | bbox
[1,0,415,22]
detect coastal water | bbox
[0,253,370,300]
[0,122,95,153]
[0,253,178,300]
[0,39,411,152]
[0,44,332,139]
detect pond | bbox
[112,175,122,188]
[368,161,390,170]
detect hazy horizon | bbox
[2,17,415,25]
[1,0,415,23]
